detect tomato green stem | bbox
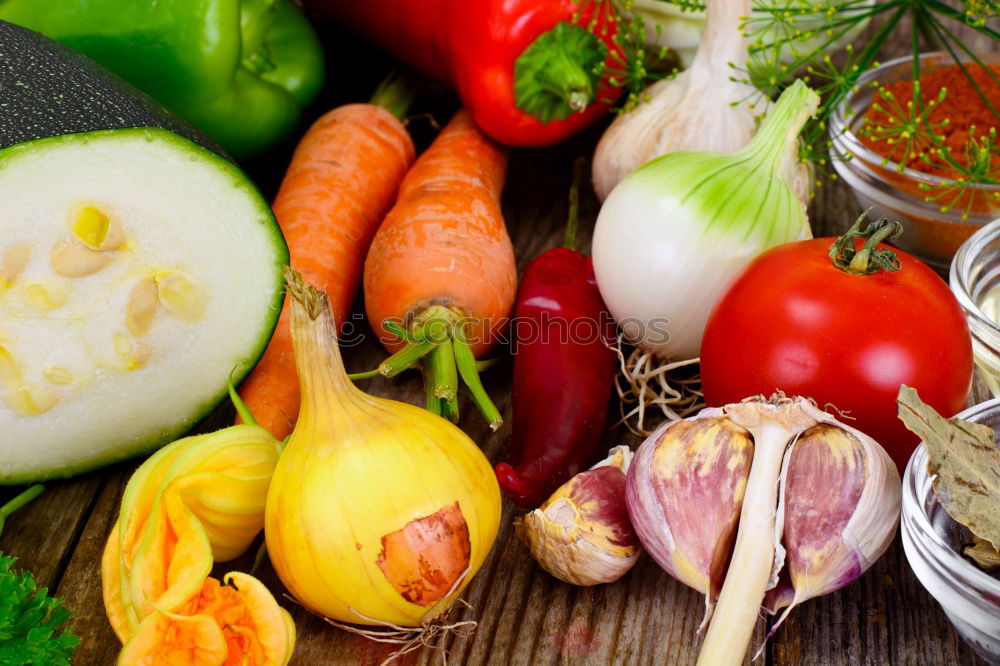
[829,210,904,275]
[0,484,44,540]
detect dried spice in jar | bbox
[859,62,1000,179]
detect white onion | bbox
[592,80,819,361]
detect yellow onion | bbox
[265,269,501,628]
[517,446,640,586]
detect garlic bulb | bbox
[592,0,812,204]
[516,446,640,586]
[626,396,900,665]
[265,269,501,628]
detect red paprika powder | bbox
[859,63,1000,179]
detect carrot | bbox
[237,77,416,439]
[363,109,517,429]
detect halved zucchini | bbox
[0,22,287,483]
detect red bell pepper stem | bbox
[308,0,624,147]
[495,162,617,507]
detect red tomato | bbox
[700,237,973,472]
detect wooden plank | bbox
[55,469,129,666]
[0,476,104,589]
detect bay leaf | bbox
[965,536,1000,572]
[896,385,1000,549]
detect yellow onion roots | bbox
[265,269,501,628]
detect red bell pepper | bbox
[494,167,618,507]
[308,0,624,147]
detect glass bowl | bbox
[901,399,1000,665]
[951,218,1000,399]
[829,52,1000,272]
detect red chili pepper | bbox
[307,0,624,147]
[495,165,618,507]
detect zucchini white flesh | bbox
[0,22,287,482]
[0,129,286,482]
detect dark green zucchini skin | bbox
[0,20,223,155]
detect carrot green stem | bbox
[443,392,460,421]
[369,71,415,121]
[430,344,458,402]
[428,343,460,421]
[379,338,436,377]
[476,357,501,372]
[384,320,420,344]
[423,360,443,416]
[349,359,496,381]
[0,484,45,540]
[370,306,502,428]
[453,328,503,431]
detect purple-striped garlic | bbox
[626,396,900,665]
[516,446,641,586]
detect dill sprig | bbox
[574,0,676,111]
[963,0,997,28]
[737,0,998,206]
[859,82,949,166]
[919,126,1000,220]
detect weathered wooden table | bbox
[3,13,997,666]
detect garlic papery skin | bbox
[517,446,640,586]
[264,270,501,628]
[625,396,900,665]
[592,0,812,205]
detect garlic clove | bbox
[627,416,753,625]
[763,419,900,624]
[517,446,640,586]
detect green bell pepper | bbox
[0,0,325,159]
